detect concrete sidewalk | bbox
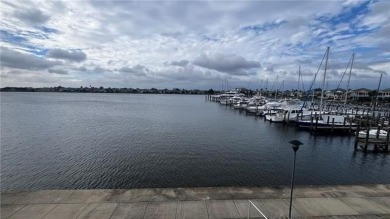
[1,184,390,218]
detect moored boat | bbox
[356,129,388,139]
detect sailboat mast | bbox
[374,73,383,112]
[226,79,229,91]
[298,65,301,98]
[275,76,278,99]
[312,89,315,105]
[320,47,330,117]
[344,53,354,107]
[260,79,263,96]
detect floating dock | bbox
[2,184,390,218]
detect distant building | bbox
[324,90,335,100]
[294,91,304,98]
[331,88,347,100]
[379,88,390,99]
[351,88,370,100]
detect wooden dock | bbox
[353,119,390,152]
[355,138,389,152]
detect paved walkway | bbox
[1,184,390,218]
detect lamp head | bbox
[289,140,303,152]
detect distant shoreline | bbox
[0,91,207,95]
[0,87,210,95]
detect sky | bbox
[1,0,389,90]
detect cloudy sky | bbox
[1,0,389,90]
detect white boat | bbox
[357,129,388,139]
[220,98,230,105]
[219,90,245,105]
[265,109,285,122]
[286,109,313,122]
[230,96,243,105]
[233,99,249,109]
[245,96,268,114]
[246,104,266,114]
[267,107,313,123]
[247,99,285,115]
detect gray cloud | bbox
[348,62,388,76]
[118,65,149,76]
[171,60,189,67]
[1,70,24,79]
[47,49,87,62]
[157,65,223,83]
[327,69,340,77]
[193,53,260,75]
[264,66,274,72]
[300,70,314,76]
[93,66,110,73]
[74,66,87,72]
[14,8,50,25]
[0,47,61,70]
[48,68,68,74]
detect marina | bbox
[205,47,389,153]
[207,93,390,153]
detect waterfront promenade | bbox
[1,184,390,218]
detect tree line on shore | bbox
[0,86,211,94]
[1,86,389,103]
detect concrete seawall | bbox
[1,184,390,218]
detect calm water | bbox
[1,92,389,191]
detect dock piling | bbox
[354,121,361,150]
[331,118,335,133]
[310,113,314,133]
[349,115,353,134]
[386,128,389,152]
[364,121,371,152]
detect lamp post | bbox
[288,140,303,219]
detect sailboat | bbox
[265,67,311,123]
[296,48,356,129]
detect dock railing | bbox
[248,200,268,219]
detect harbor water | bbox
[1,92,389,191]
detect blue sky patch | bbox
[1,29,48,56]
[241,20,287,34]
[38,26,59,34]
[1,29,28,44]
[316,1,370,25]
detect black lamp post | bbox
[288,140,303,219]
